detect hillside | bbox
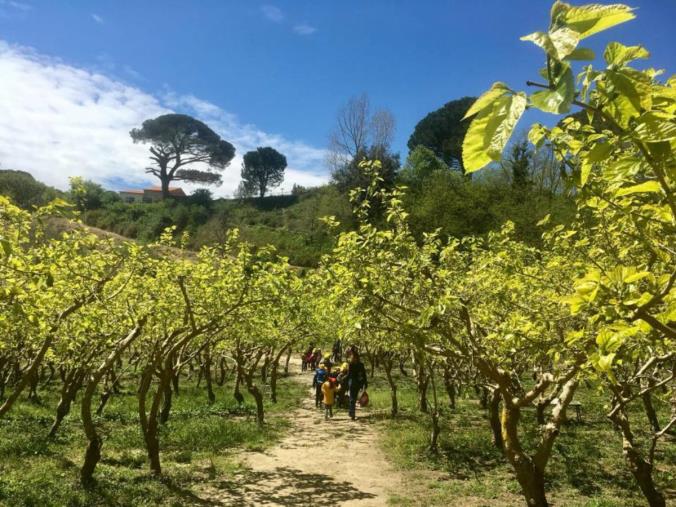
[0,167,575,267]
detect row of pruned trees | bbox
[316,3,675,506]
[0,196,313,484]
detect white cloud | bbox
[0,40,328,197]
[293,24,317,36]
[0,0,31,11]
[91,13,103,24]
[0,0,31,16]
[260,4,283,23]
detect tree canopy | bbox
[407,96,476,172]
[240,147,287,198]
[130,114,235,198]
[331,145,400,194]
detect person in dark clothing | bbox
[332,340,342,362]
[336,362,349,408]
[346,352,368,420]
[301,347,312,372]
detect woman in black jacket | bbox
[346,351,368,420]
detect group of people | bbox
[305,346,368,421]
[301,340,343,372]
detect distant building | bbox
[119,186,186,203]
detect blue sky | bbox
[0,0,674,195]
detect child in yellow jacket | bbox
[321,378,337,420]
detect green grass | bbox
[0,374,305,506]
[363,370,675,506]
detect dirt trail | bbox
[201,364,403,506]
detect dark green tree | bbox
[188,188,213,208]
[407,96,476,172]
[130,114,235,199]
[506,140,532,189]
[68,176,116,212]
[332,145,400,193]
[398,145,449,186]
[0,169,62,209]
[241,147,287,198]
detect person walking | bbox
[321,377,337,420]
[346,352,368,420]
[312,363,328,408]
[332,339,342,363]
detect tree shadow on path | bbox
[206,465,377,506]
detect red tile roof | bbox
[146,186,186,196]
[120,187,186,196]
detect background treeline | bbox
[0,136,574,267]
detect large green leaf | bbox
[521,27,580,60]
[530,66,575,113]
[602,69,651,127]
[462,92,527,173]
[561,3,636,40]
[633,112,676,142]
[462,82,511,120]
[0,238,11,257]
[615,180,662,196]
[604,42,650,66]
[566,47,595,60]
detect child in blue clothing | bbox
[312,363,328,408]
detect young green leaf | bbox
[615,180,662,196]
[530,66,575,113]
[561,3,636,40]
[604,42,650,66]
[462,92,527,173]
[462,82,511,120]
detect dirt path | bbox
[200,365,403,506]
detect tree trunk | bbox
[160,175,170,200]
[367,351,376,378]
[383,356,398,418]
[399,359,408,377]
[501,401,548,507]
[443,369,456,410]
[641,390,660,433]
[159,380,173,424]
[270,358,279,404]
[479,386,489,409]
[81,382,103,486]
[284,349,292,375]
[488,389,504,451]
[234,368,244,404]
[610,404,665,507]
[96,390,112,417]
[270,344,291,403]
[139,367,167,475]
[217,357,227,386]
[27,367,40,402]
[414,352,429,413]
[0,337,54,417]
[171,370,180,395]
[49,369,83,437]
[417,375,429,413]
[81,323,144,485]
[428,363,440,453]
[204,349,215,405]
[536,399,549,425]
[260,353,270,384]
[244,371,265,426]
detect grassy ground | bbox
[364,368,676,507]
[0,374,306,506]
